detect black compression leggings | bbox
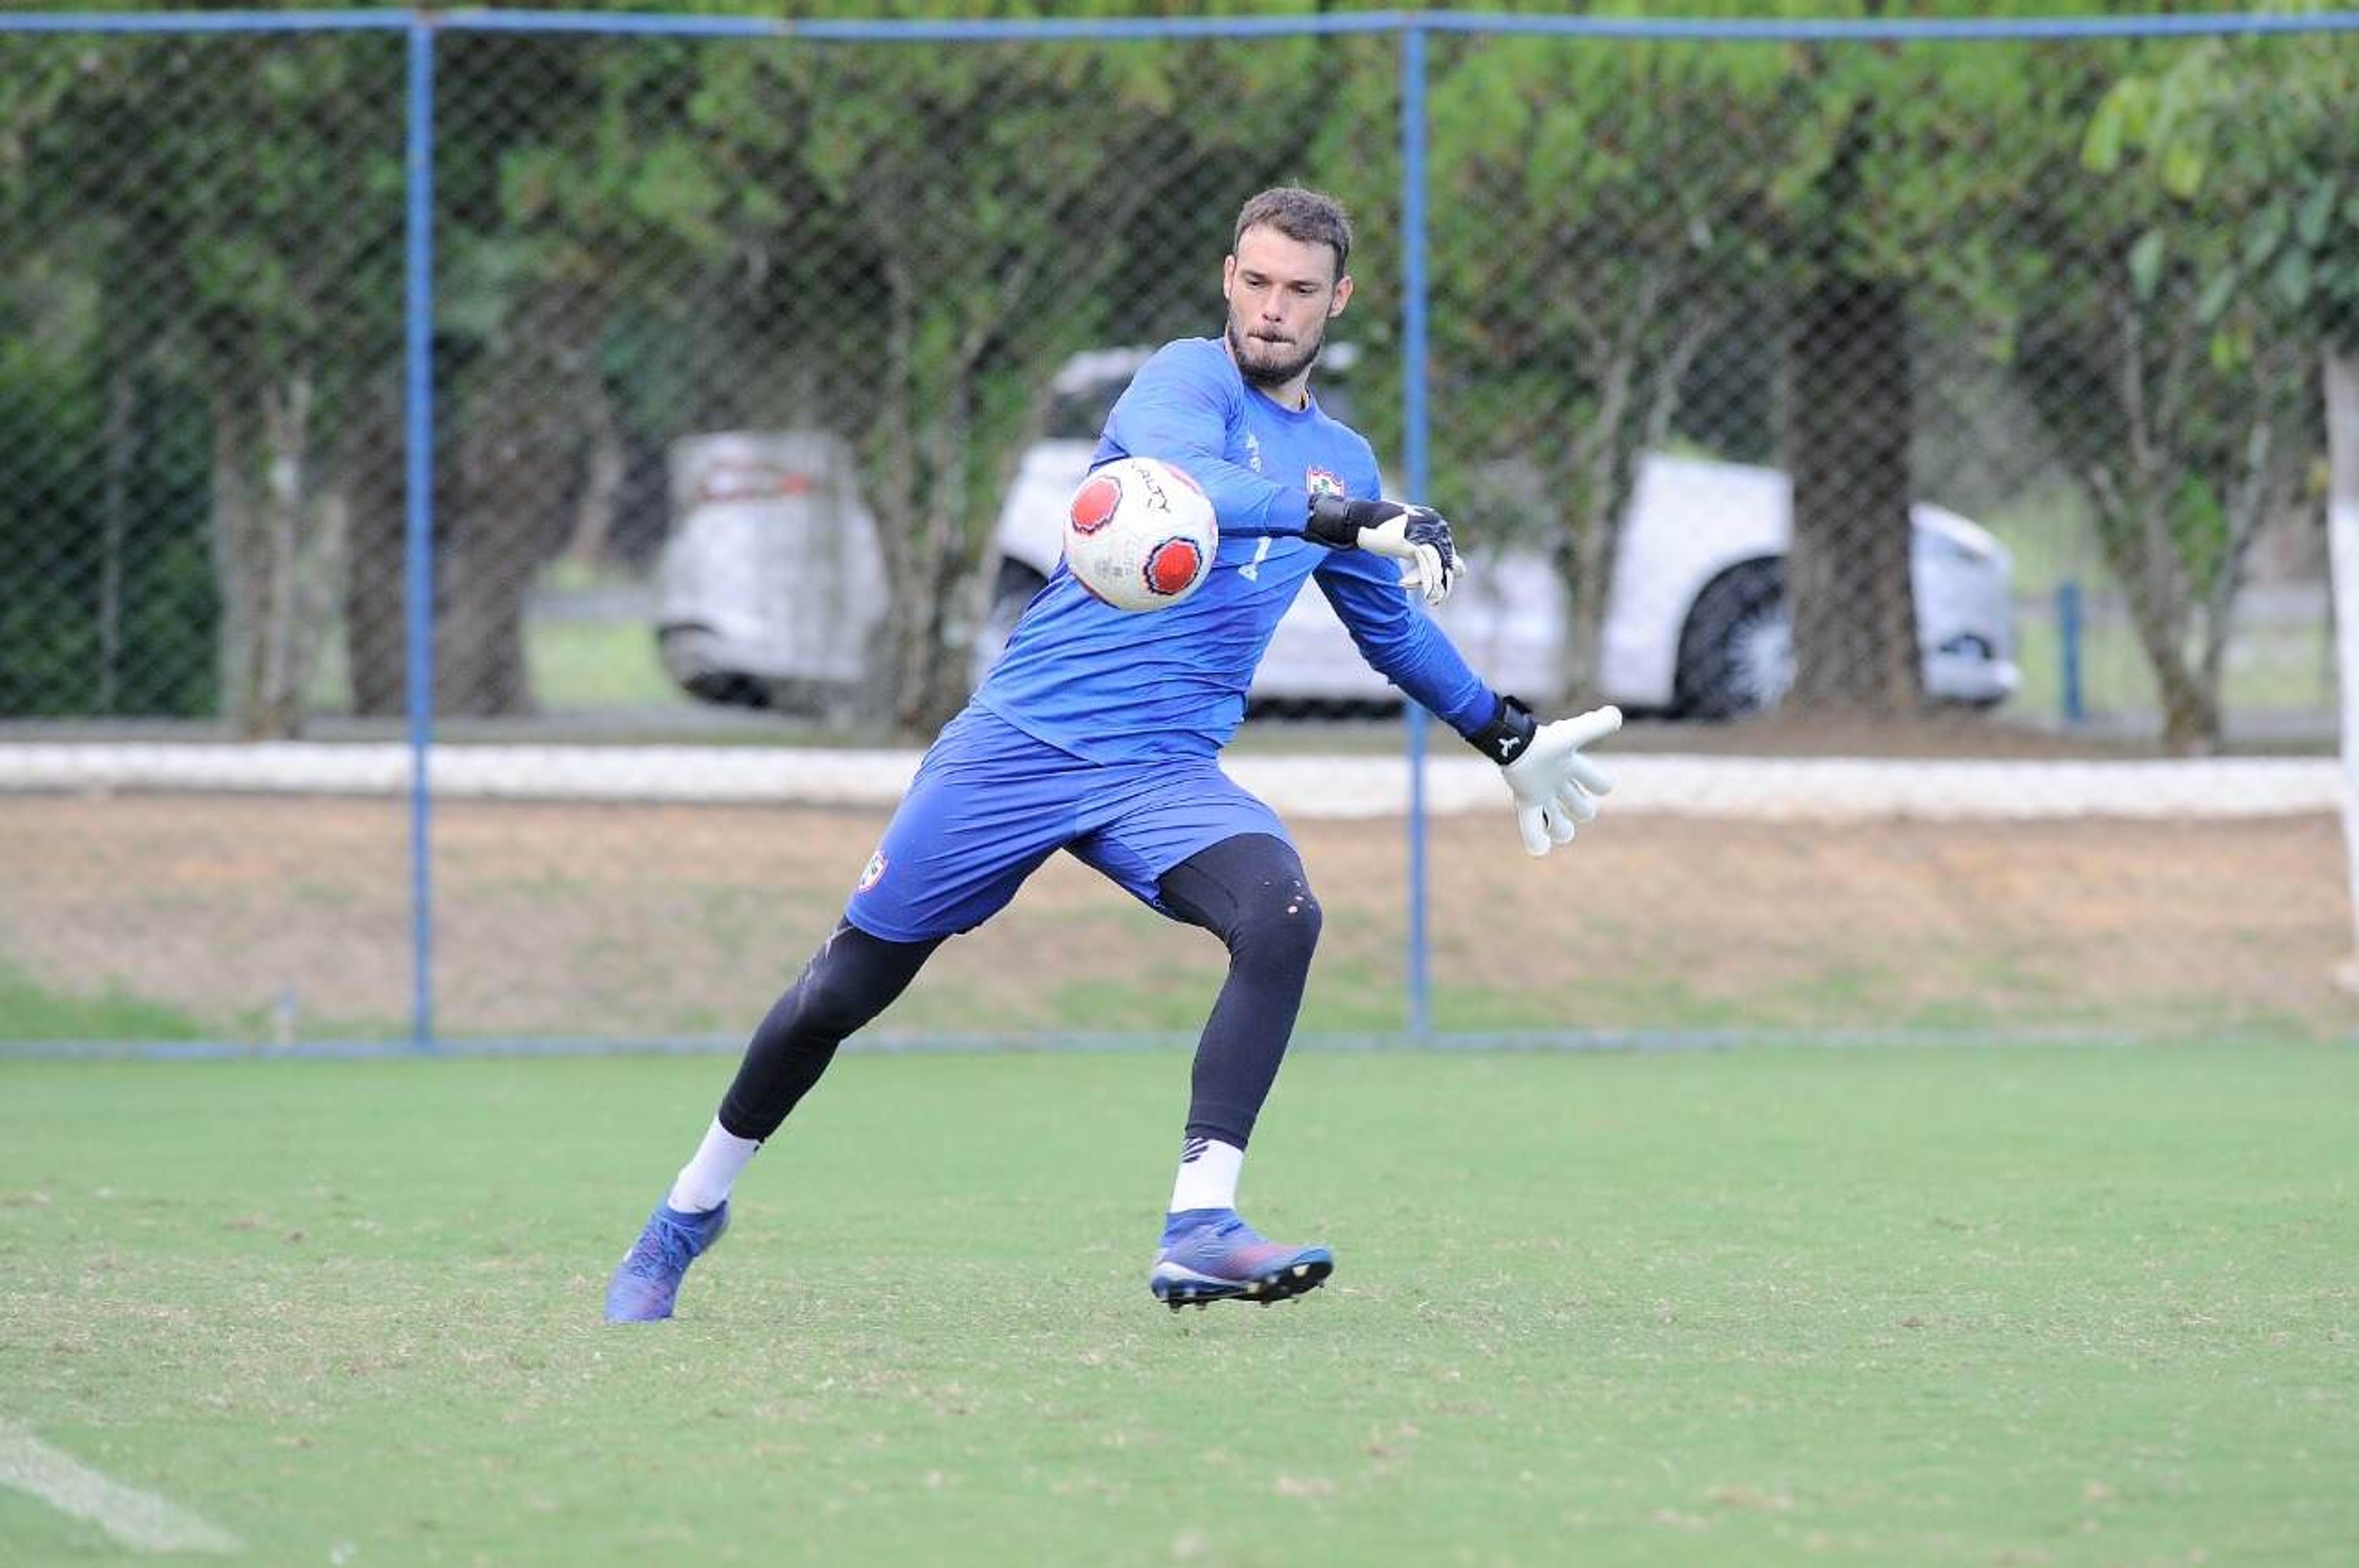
[716,919,940,1142]
[714,832,1321,1149]
[1154,833,1322,1147]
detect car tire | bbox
[657,624,770,709]
[1673,558,1792,720]
[969,560,1049,691]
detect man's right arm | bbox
[1098,345,1460,605]
[1098,345,1311,537]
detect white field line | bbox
[0,741,2339,822]
[0,1419,241,1554]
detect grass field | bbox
[4,1043,2354,1565]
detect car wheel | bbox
[1674,558,1792,720]
[969,560,1049,690]
[1941,636,2010,710]
[657,625,771,709]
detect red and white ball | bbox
[1062,456,1217,612]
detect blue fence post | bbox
[2056,579,2084,728]
[405,15,437,1050]
[1400,26,1432,1042]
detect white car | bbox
[972,349,2019,718]
[654,429,889,719]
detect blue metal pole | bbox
[2056,579,2085,727]
[1400,28,1432,1042]
[405,20,437,1049]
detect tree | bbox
[0,280,217,719]
[2059,33,2343,751]
[1390,5,2097,722]
[1760,24,2099,720]
[1778,80,1920,714]
[475,15,1352,731]
[1409,28,1788,703]
[1,26,405,737]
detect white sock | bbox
[1168,1136,1244,1214]
[667,1118,762,1214]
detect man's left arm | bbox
[1317,554,1622,857]
[1312,549,1490,726]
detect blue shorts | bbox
[844,706,1293,943]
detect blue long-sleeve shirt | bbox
[976,337,1496,762]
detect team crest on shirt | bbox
[1305,467,1347,500]
[856,849,888,892]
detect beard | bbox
[1226,317,1324,391]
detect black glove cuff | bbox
[1303,494,1357,550]
[1466,694,1538,765]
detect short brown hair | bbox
[1232,187,1352,280]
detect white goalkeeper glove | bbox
[1304,495,1462,607]
[1466,696,1622,857]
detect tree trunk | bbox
[1788,269,1920,713]
[208,375,337,738]
[891,365,978,736]
[439,416,543,718]
[1551,337,1640,706]
[341,376,407,718]
[1551,306,1716,706]
[1786,101,1920,717]
[99,367,133,716]
[2102,514,2217,755]
[2071,332,2298,758]
[560,375,628,571]
[435,292,595,718]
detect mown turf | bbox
[2,1043,2353,1565]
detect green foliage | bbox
[1971,31,2344,745]
[7,9,2352,736]
[1385,23,1802,674]
[0,318,217,719]
[2091,35,2359,351]
[1,29,407,728]
[432,25,1364,721]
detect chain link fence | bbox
[4,11,2357,1047]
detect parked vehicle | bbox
[972,348,2019,717]
[1599,453,2019,717]
[654,430,888,719]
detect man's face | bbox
[1223,225,1353,392]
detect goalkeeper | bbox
[606,187,1621,1321]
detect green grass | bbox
[4,1045,2355,1564]
[527,616,686,711]
[0,965,206,1042]
[2008,600,2335,727]
[1981,488,2334,733]
[302,569,690,717]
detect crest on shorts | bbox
[856,849,888,892]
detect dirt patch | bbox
[4,789,2347,1042]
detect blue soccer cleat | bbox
[603,1199,730,1323]
[1150,1207,1333,1310]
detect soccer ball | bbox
[1062,456,1218,612]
